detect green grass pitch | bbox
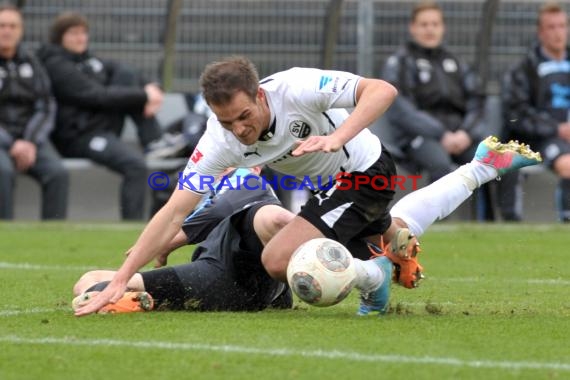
[0,222,569,380]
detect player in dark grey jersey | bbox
[73,168,294,312]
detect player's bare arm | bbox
[292,78,397,156]
[74,189,202,316]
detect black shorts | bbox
[299,148,397,244]
[181,170,280,244]
[141,201,285,311]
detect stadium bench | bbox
[61,157,187,171]
[14,93,190,220]
[61,92,190,172]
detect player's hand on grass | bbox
[292,135,343,156]
[74,279,128,316]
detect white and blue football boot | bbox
[357,255,393,316]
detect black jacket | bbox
[381,40,486,148]
[0,46,56,149]
[36,44,148,144]
[502,44,570,141]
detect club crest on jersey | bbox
[289,121,311,138]
[87,57,104,73]
[442,58,458,73]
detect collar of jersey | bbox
[258,117,276,141]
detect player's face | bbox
[0,10,23,55]
[61,25,89,54]
[210,89,270,146]
[538,12,568,57]
[409,9,445,49]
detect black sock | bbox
[345,238,377,260]
[85,281,111,293]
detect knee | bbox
[263,208,294,242]
[261,246,290,280]
[553,154,570,178]
[46,164,69,186]
[253,205,295,245]
[122,156,147,178]
[72,270,105,296]
[73,271,95,295]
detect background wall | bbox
[12,0,561,221]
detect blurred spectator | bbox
[0,4,68,220]
[501,2,570,222]
[380,1,487,183]
[37,12,185,220]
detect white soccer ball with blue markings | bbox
[286,238,357,307]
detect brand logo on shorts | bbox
[289,121,311,138]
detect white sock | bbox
[457,161,498,190]
[353,258,385,292]
[390,161,497,237]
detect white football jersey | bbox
[181,67,382,193]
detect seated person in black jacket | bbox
[380,1,487,183]
[37,12,183,220]
[501,2,570,222]
[0,4,68,220]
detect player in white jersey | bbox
[180,67,382,186]
[75,56,542,317]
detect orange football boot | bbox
[98,291,154,314]
[368,228,424,288]
[384,228,424,288]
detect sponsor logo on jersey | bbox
[190,148,203,164]
[386,55,399,67]
[442,58,458,73]
[538,60,570,77]
[419,70,431,83]
[289,120,311,138]
[18,63,33,78]
[87,57,104,73]
[416,58,431,71]
[416,58,433,83]
[550,83,570,108]
[318,75,340,93]
[319,75,333,89]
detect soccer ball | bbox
[286,238,357,307]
